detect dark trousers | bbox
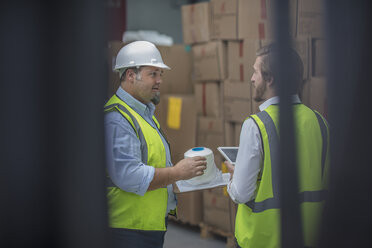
[109,218,168,248]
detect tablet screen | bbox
[218,147,239,164]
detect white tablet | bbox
[217,147,239,165]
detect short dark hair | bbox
[256,43,304,94]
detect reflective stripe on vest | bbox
[312,110,328,178]
[104,103,148,163]
[245,110,328,213]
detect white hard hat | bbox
[114,41,171,72]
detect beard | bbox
[253,83,266,102]
[151,92,160,105]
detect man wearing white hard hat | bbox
[104,41,206,248]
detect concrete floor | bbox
[164,221,227,248]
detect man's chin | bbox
[253,96,263,102]
[151,94,160,105]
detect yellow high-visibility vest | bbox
[235,104,330,248]
[104,94,168,231]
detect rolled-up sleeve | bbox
[227,118,263,204]
[104,111,155,196]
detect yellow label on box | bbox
[167,97,183,130]
[222,162,228,196]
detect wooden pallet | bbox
[199,222,238,248]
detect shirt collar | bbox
[259,95,301,111]
[116,86,155,117]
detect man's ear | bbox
[266,76,274,87]
[126,69,136,82]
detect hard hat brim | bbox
[115,63,171,71]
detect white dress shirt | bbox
[227,95,301,204]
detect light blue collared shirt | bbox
[104,86,176,214]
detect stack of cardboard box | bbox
[182,0,235,236]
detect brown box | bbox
[224,99,252,123]
[192,41,227,81]
[194,81,223,117]
[302,77,328,118]
[157,44,194,94]
[197,116,225,162]
[227,39,261,81]
[203,189,238,233]
[223,80,252,122]
[176,191,203,226]
[159,94,197,163]
[223,80,252,100]
[210,0,240,40]
[211,0,296,40]
[224,121,243,146]
[297,0,325,38]
[107,41,126,99]
[312,39,326,77]
[224,121,235,146]
[181,2,212,44]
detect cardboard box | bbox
[203,188,238,233]
[301,77,328,118]
[210,0,240,40]
[224,99,252,123]
[194,81,223,117]
[227,39,261,81]
[176,191,203,226]
[181,2,212,44]
[211,0,296,40]
[192,41,227,81]
[312,39,326,77]
[223,80,252,122]
[198,116,225,133]
[224,121,235,147]
[107,41,126,99]
[197,116,225,164]
[159,94,197,163]
[297,0,325,38]
[235,122,242,145]
[197,130,224,156]
[204,189,230,211]
[157,44,194,94]
[223,80,251,100]
[224,121,243,146]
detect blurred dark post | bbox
[108,0,126,41]
[319,0,372,247]
[0,1,108,247]
[272,0,303,247]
